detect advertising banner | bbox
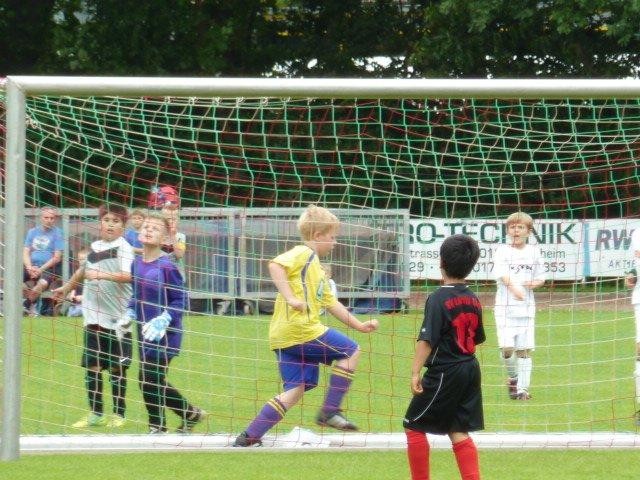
[409,219,584,281]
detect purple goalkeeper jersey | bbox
[129,255,187,360]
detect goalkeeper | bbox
[234,204,379,447]
[128,213,204,434]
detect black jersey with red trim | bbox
[418,283,485,367]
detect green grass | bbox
[3,449,639,480]
[15,306,638,436]
[2,306,639,476]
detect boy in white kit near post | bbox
[493,212,545,400]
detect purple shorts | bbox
[275,329,358,391]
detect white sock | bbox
[503,353,517,379]
[517,357,532,393]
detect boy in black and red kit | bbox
[403,234,485,480]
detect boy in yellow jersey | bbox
[234,205,379,446]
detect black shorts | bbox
[81,325,133,370]
[403,358,484,434]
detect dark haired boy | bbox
[54,204,134,428]
[403,234,485,480]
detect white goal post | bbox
[5,76,640,460]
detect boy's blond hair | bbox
[144,212,171,232]
[505,211,534,230]
[129,208,146,218]
[297,205,339,241]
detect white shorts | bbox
[634,305,640,343]
[495,316,535,351]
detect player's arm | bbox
[85,247,133,283]
[164,265,187,316]
[52,266,85,302]
[499,275,526,300]
[523,278,545,289]
[410,340,432,395]
[326,302,379,333]
[84,269,131,283]
[268,261,305,312]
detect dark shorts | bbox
[81,325,133,370]
[275,329,359,391]
[403,358,484,434]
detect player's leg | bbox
[158,357,205,433]
[106,330,131,427]
[449,432,480,480]
[314,329,360,430]
[496,316,517,399]
[405,428,430,480]
[72,327,107,427]
[234,348,310,446]
[448,361,483,479]
[139,358,169,433]
[515,318,535,400]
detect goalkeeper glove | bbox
[142,310,172,342]
[116,308,137,340]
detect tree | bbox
[0,0,57,75]
[408,0,640,78]
[46,0,284,75]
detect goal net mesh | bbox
[2,89,639,447]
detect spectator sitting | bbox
[23,206,64,316]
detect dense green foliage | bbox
[3,0,640,78]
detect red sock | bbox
[405,429,429,480]
[452,437,480,480]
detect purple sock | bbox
[321,366,354,414]
[245,397,287,440]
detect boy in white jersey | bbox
[625,227,640,425]
[53,204,134,427]
[493,212,545,400]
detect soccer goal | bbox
[3,77,640,460]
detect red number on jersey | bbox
[451,312,479,354]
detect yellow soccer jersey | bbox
[269,245,339,350]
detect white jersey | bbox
[82,237,134,330]
[631,228,640,305]
[493,243,545,319]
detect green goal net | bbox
[2,78,639,456]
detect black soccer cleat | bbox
[233,431,263,447]
[315,410,358,431]
[176,407,206,434]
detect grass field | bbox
[16,306,638,435]
[3,449,639,479]
[2,304,639,477]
